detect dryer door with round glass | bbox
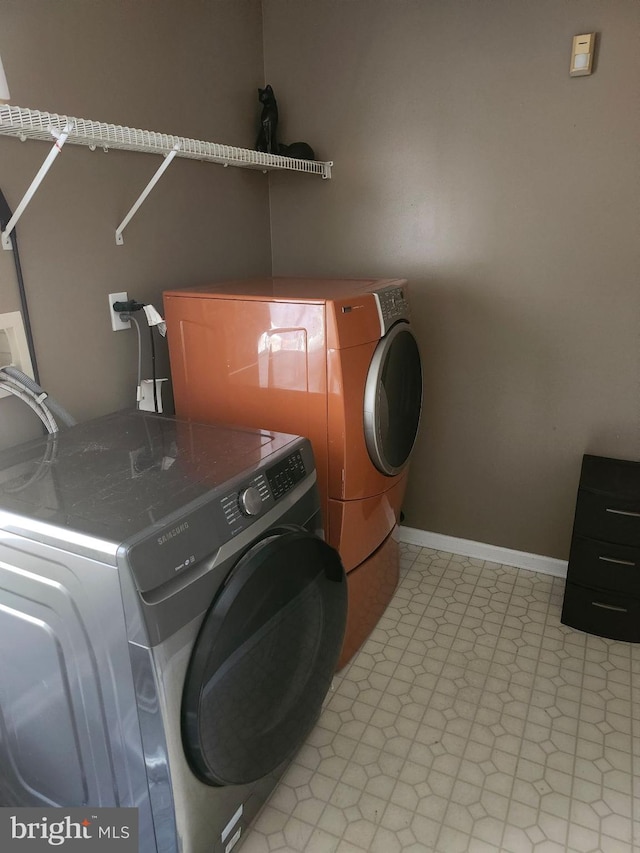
[181,529,346,787]
[364,322,423,476]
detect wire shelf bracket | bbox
[1,120,74,250]
[0,105,333,247]
[115,142,181,245]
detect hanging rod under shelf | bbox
[0,105,332,246]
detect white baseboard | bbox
[397,526,568,579]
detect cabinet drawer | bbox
[567,536,640,594]
[561,581,640,642]
[573,489,640,546]
[581,454,640,500]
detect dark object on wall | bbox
[561,453,640,642]
[256,85,278,154]
[278,142,315,161]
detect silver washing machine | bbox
[0,410,347,853]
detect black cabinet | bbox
[561,454,640,642]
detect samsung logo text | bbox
[157,521,189,546]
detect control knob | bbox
[238,486,263,516]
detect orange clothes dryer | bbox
[163,278,423,665]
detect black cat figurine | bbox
[256,84,278,154]
[278,142,315,161]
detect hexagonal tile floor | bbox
[240,545,640,853]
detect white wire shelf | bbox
[0,105,332,177]
[0,105,332,246]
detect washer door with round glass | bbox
[181,528,347,787]
[364,322,423,476]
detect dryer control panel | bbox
[374,285,410,335]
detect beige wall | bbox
[0,0,271,445]
[0,1,638,561]
[262,0,640,559]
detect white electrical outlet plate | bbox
[0,311,35,399]
[109,291,131,331]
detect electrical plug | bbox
[112,299,145,313]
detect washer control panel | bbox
[128,437,316,590]
[266,450,307,499]
[238,486,263,516]
[219,449,307,535]
[374,285,410,334]
[220,472,270,531]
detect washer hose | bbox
[0,366,76,433]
